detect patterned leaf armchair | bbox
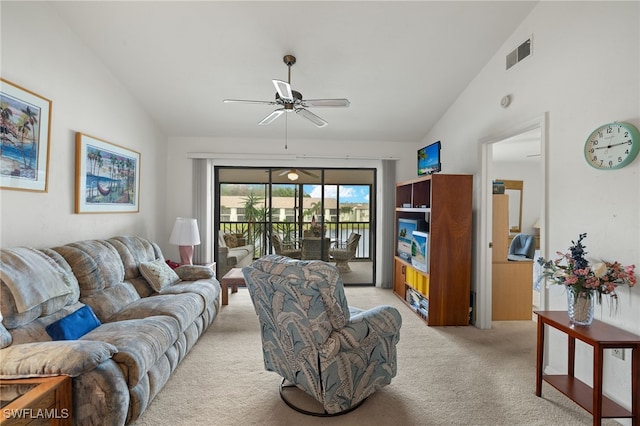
[242,255,402,416]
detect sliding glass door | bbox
[215,167,375,285]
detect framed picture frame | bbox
[0,78,52,192]
[75,133,140,213]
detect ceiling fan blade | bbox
[302,98,350,108]
[272,80,293,102]
[259,109,285,125]
[223,99,278,105]
[296,108,328,128]
[278,169,292,176]
[299,169,319,178]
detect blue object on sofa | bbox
[242,255,402,415]
[46,305,101,340]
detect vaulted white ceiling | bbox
[51,1,538,143]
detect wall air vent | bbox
[506,37,532,70]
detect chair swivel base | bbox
[279,378,366,417]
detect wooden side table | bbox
[0,376,72,425]
[221,267,246,306]
[535,310,640,425]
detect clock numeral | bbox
[592,139,599,146]
[626,148,630,154]
[607,126,613,134]
[618,157,623,163]
[624,131,629,137]
[608,160,613,167]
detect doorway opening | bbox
[477,114,547,329]
[214,167,375,285]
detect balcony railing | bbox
[219,221,370,261]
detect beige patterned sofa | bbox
[217,231,254,278]
[0,236,220,425]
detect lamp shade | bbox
[169,217,201,246]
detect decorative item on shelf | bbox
[169,217,201,265]
[537,233,637,325]
[310,215,322,237]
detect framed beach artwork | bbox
[75,133,140,213]
[0,78,52,192]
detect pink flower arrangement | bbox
[538,233,636,308]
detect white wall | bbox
[418,1,639,415]
[0,2,167,248]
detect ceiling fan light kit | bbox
[223,55,349,128]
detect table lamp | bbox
[169,217,201,265]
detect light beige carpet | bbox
[134,287,619,426]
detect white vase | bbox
[567,290,594,326]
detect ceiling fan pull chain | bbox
[284,113,288,150]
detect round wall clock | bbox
[584,122,640,170]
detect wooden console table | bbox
[535,310,640,425]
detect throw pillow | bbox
[139,258,181,292]
[46,305,101,341]
[175,265,214,281]
[223,233,238,248]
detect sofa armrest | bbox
[175,265,214,281]
[0,340,117,379]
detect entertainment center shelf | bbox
[393,174,473,326]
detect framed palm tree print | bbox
[75,133,140,213]
[0,78,52,192]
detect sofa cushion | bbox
[106,236,161,281]
[46,305,101,341]
[81,316,180,388]
[106,293,204,333]
[174,265,214,281]
[0,340,118,379]
[0,247,75,313]
[54,240,125,295]
[159,281,220,309]
[139,259,181,292]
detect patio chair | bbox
[329,232,361,273]
[242,255,401,416]
[271,234,302,259]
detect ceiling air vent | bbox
[506,37,532,70]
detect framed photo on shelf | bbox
[75,133,140,213]
[0,78,52,192]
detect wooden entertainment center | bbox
[392,174,473,326]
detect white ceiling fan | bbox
[223,55,350,128]
[267,168,319,181]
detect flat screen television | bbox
[418,141,441,176]
[411,231,429,272]
[397,218,418,261]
